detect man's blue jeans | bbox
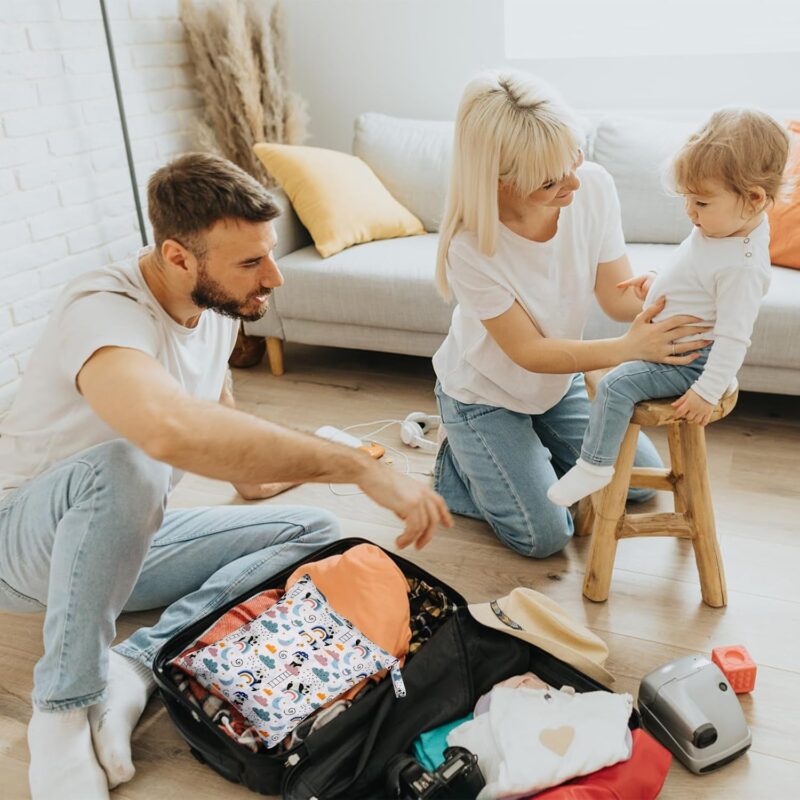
[581,349,710,466]
[0,439,341,711]
[434,374,662,558]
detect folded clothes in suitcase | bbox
[153,538,640,799]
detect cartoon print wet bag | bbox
[173,574,401,748]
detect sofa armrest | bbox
[269,187,312,259]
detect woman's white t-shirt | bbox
[432,161,626,414]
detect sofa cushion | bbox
[591,116,698,245]
[353,113,453,233]
[767,119,800,269]
[271,234,800,371]
[749,264,800,368]
[269,187,312,260]
[273,233,453,334]
[585,244,800,370]
[253,142,424,258]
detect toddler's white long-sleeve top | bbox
[644,217,771,405]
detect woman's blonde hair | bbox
[671,109,790,211]
[435,70,583,299]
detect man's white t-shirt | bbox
[433,161,626,414]
[0,247,239,501]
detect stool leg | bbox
[574,496,595,537]
[667,422,686,513]
[681,423,727,608]
[583,423,640,602]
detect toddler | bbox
[548,109,790,507]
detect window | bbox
[504,0,800,59]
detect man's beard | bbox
[191,264,270,322]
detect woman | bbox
[433,70,709,558]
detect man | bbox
[0,153,452,799]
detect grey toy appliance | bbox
[638,655,751,774]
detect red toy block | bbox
[712,645,757,693]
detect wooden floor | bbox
[2,342,799,799]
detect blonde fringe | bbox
[180,0,309,186]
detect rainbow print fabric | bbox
[174,574,398,748]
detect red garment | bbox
[175,587,283,661]
[170,587,285,751]
[531,729,671,800]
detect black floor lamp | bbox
[99,0,148,247]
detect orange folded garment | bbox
[287,543,411,659]
[286,543,411,699]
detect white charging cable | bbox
[327,418,433,497]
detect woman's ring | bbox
[671,343,676,357]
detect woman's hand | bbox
[616,271,656,301]
[671,388,715,425]
[620,297,712,365]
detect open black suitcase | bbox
[153,537,640,799]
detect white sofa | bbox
[246,113,800,396]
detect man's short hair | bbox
[147,153,280,250]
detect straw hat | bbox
[468,587,614,685]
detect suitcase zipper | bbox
[390,666,406,699]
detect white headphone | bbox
[399,412,441,454]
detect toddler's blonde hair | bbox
[672,109,790,211]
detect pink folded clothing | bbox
[474,672,551,716]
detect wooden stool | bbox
[578,372,738,608]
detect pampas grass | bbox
[180,0,309,186]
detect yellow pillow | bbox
[253,143,424,258]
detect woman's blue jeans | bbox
[0,439,341,711]
[434,374,661,558]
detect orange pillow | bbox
[768,120,800,269]
[286,543,410,660]
[286,543,411,702]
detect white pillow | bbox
[353,113,453,232]
[591,116,699,244]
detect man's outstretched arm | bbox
[77,346,452,549]
[219,369,297,500]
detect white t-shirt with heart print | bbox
[447,686,633,798]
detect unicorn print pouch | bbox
[172,574,402,748]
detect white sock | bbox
[547,458,615,507]
[28,706,109,800]
[88,651,155,788]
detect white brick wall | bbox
[0,0,202,413]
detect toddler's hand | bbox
[671,388,715,426]
[617,271,656,301]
